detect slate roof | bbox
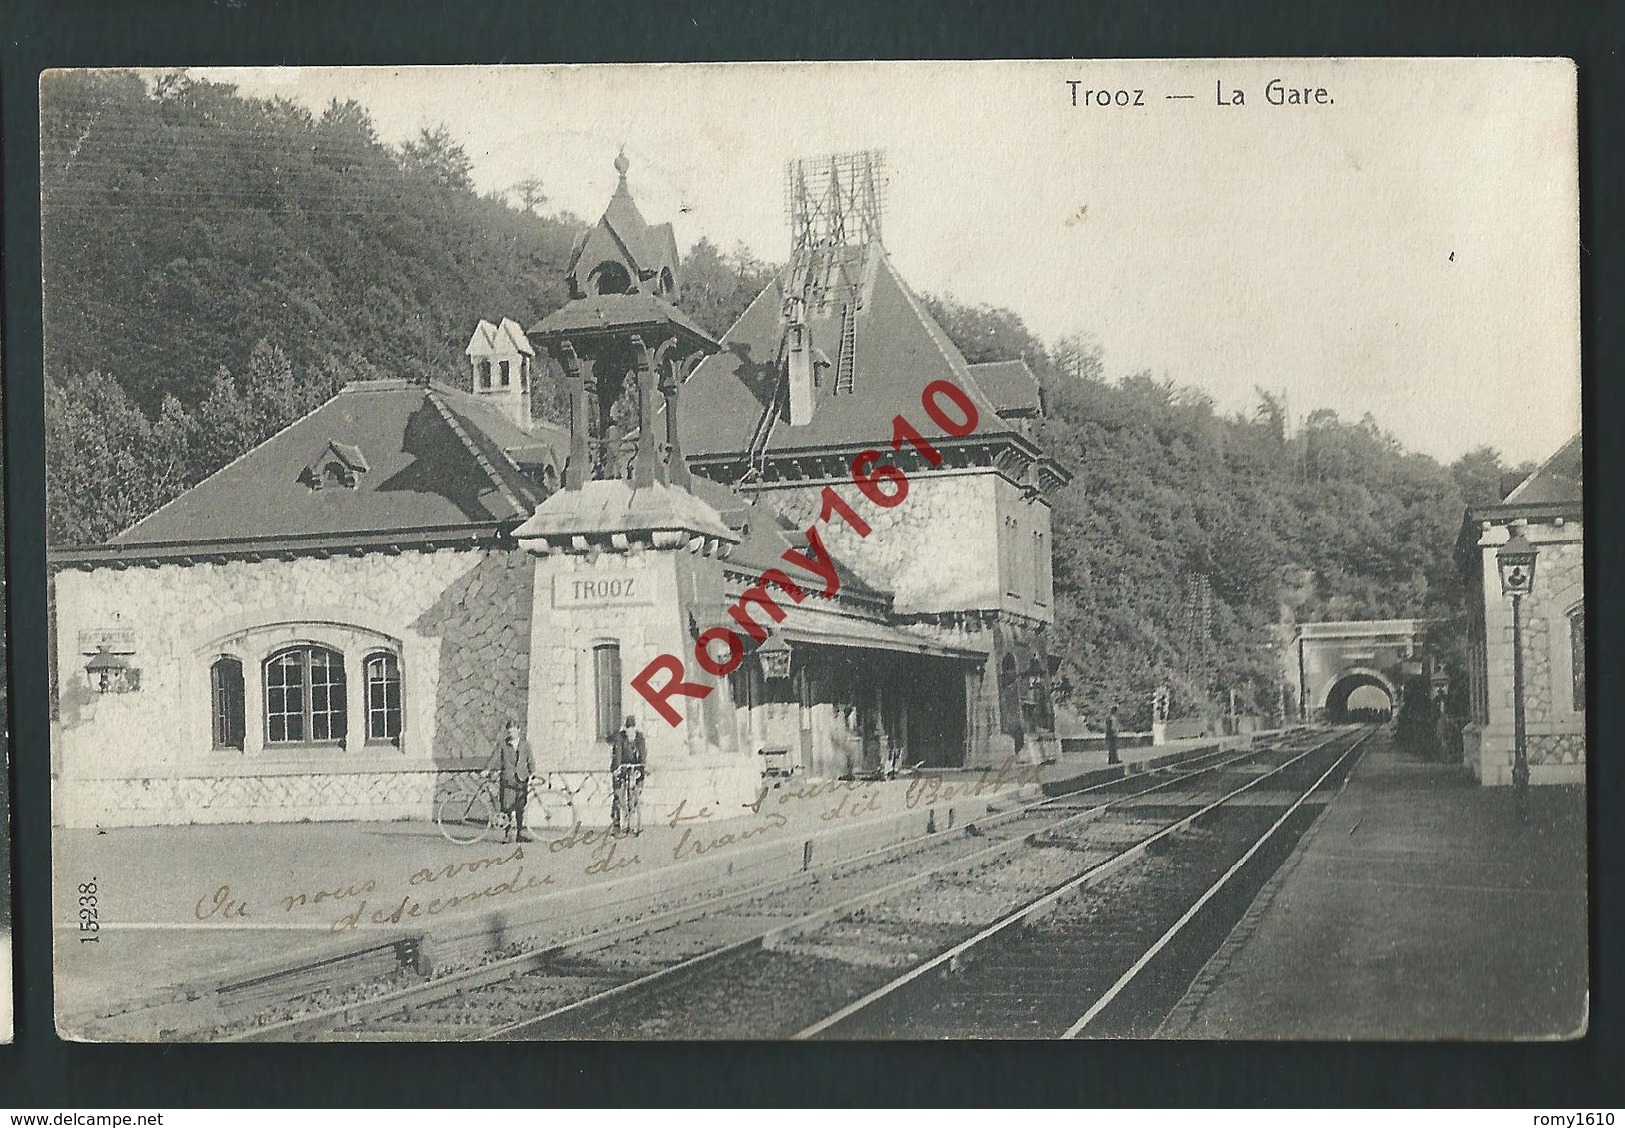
[1455,432,1584,573]
[680,251,1018,458]
[1501,433,1582,508]
[494,317,535,357]
[529,292,717,349]
[101,380,568,551]
[512,477,737,547]
[465,319,498,357]
[968,359,1043,417]
[565,170,683,298]
[687,474,890,606]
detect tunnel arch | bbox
[1322,668,1396,722]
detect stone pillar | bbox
[525,547,756,825]
[630,335,659,488]
[345,651,367,753]
[660,346,691,490]
[243,654,265,755]
[559,340,588,490]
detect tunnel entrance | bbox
[1325,672,1394,723]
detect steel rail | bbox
[233,738,1279,1041]
[475,734,1316,1040]
[1060,725,1375,1037]
[219,734,1298,1041]
[792,726,1367,1040]
[227,743,1250,1041]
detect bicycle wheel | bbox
[436,788,497,845]
[628,776,644,834]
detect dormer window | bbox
[301,440,369,491]
[592,261,633,295]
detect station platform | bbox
[53,733,1245,1026]
[1161,729,1588,1039]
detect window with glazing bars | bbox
[211,656,245,750]
[264,645,347,744]
[593,642,622,743]
[366,652,403,743]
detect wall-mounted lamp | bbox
[85,645,140,694]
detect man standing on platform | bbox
[486,719,535,843]
[1106,704,1121,766]
[610,714,647,834]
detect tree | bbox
[511,176,548,214]
[918,286,1477,729]
[1052,333,1104,383]
[42,74,595,536]
[678,237,778,339]
[398,125,474,193]
[1253,387,1288,442]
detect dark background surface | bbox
[2,0,1621,1107]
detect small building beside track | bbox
[1456,434,1585,786]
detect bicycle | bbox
[533,771,591,829]
[611,763,645,835]
[435,771,511,846]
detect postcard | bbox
[43,59,1583,1041]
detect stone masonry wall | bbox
[748,469,1024,617]
[526,549,760,824]
[1473,524,1585,785]
[54,547,533,826]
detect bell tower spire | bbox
[517,152,731,555]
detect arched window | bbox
[592,261,632,295]
[365,652,403,744]
[211,656,245,750]
[658,267,674,295]
[264,645,347,745]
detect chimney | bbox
[465,317,535,433]
[785,299,815,426]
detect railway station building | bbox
[1457,434,1585,787]
[49,153,1070,828]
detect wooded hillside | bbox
[40,72,1529,728]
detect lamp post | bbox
[1497,527,1539,821]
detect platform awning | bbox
[773,604,984,661]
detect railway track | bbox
[289,728,1344,1040]
[208,733,1303,1040]
[472,725,1371,1039]
[801,724,1375,1039]
[82,728,1352,1041]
